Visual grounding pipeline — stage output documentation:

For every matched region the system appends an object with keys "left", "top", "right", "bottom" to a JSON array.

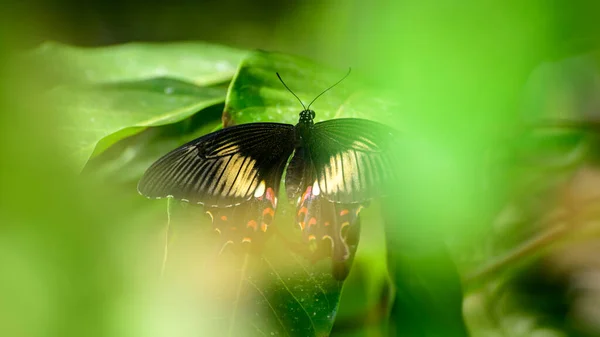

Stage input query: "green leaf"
[
  {"left": 26, "top": 41, "right": 247, "bottom": 86},
  {"left": 382, "top": 199, "right": 469, "bottom": 337},
  {"left": 46, "top": 78, "right": 227, "bottom": 171},
  {"left": 160, "top": 202, "right": 343, "bottom": 337},
  {"left": 224, "top": 51, "right": 399, "bottom": 125},
  {"left": 232, "top": 242, "right": 342, "bottom": 337},
  {"left": 84, "top": 104, "right": 224, "bottom": 186}
]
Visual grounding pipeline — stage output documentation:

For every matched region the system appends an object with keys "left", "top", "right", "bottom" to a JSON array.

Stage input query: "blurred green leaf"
[
  {"left": 46, "top": 78, "right": 227, "bottom": 170},
  {"left": 26, "top": 41, "right": 247, "bottom": 86},
  {"left": 84, "top": 104, "right": 224, "bottom": 186},
  {"left": 156, "top": 201, "right": 343, "bottom": 337},
  {"left": 230, "top": 242, "right": 342, "bottom": 337},
  {"left": 224, "top": 50, "right": 399, "bottom": 126},
  {"left": 517, "top": 127, "right": 589, "bottom": 169}
]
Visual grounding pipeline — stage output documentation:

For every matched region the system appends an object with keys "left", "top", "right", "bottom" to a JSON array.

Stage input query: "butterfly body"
[{"left": 138, "top": 75, "right": 399, "bottom": 280}]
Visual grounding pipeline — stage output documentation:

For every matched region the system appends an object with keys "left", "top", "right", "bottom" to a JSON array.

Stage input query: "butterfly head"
[
  {"left": 276, "top": 68, "right": 351, "bottom": 126},
  {"left": 299, "top": 109, "right": 316, "bottom": 125}
]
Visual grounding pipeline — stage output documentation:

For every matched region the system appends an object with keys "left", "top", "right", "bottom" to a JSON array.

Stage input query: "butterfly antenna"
[
  {"left": 277, "top": 72, "right": 307, "bottom": 110},
  {"left": 307, "top": 67, "right": 351, "bottom": 110}
]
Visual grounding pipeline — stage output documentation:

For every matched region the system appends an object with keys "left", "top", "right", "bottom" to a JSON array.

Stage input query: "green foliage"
[
  {"left": 37, "top": 44, "right": 402, "bottom": 337},
  {"left": 28, "top": 42, "right": 246, "bottom": 171},
  {"left": 224, "top": 50, "right": 398, "bottom": 126},
  {"left": 47, "top": 79, "right": 227, "bottom": 170},
  {"left": 9, "top": 38, "right": 599, "bottom": 337},
  {"left": 3, "top": 1, "right": 600, "bottom": 337},
  {"left": 26, "top": 41, "right": 246, "bottom": 86}
]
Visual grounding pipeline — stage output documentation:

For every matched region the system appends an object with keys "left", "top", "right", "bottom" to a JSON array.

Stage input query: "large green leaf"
[
  {"left": 223, "top": 50, "right": 398, "bottom": 126},
  {"left": 29, "top": 41, "right": 248, "bottom": 171},
  {"left": 26, "top": 41, "right": 247, "bottom": 86},
  {"left": 46, "top": 78, "right": 227, "bottom": 171},
  {"left": 152, "top": 200, "right": 342, "bottom": 337}
]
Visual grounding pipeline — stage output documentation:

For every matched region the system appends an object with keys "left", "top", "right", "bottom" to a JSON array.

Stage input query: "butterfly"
[{"left": 138, "top": 69, "right": 399, "bottom": 280}]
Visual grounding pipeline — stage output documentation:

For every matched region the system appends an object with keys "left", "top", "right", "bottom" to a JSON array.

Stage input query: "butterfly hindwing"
[
  {"left": 206, "top": 181, "right": 279, "bottom": 253},
  {"left": 304, "top": 118, "right": 400, "bottom": 203},
  {"left": 138, "top": 123, "right": 296, "bottom": 207},
  {"left": 286, "top": 148, "right": 364, "bottom": 280}
]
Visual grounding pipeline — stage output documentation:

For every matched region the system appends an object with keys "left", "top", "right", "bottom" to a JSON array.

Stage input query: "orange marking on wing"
[
  {"left": 265, "top": 187, "right": 276, "bottom": 207},
  {"left": 298, "top": 222, "right": 305, "bottom": 231},
  {"left": 242, "top": 237, "right": 252, "bottom": 243},
  {"left": 261, "top": 223, "right": 268, "bottom": 232},
  {"left": 339, "top": 209, "right": 349, "bottom": 216},
  {"left": 262, "top": 207, "right": 275, "bottom": 217},
  {"left": 230, "top": 226, "right": 237, "bottom": 231},
  {"left": 308, "top": 234, "right": 316, "bottom": 241},
  {"left": 300, "top": 186, "right": 312, "bottom": 204},
  {"left": 220, "top": 215, "right": 228, "bottom": 221},
  {"left": 297, "top": 207, "right": 308, "bottom": 216},
  {"left": 324, "top": 221, "right": 330, "bottom": 227},
  {"left": 308, "top": 217, "right": 317, "bottom": 228},
  {"left": 247, "top": 220, "right": 258, "bottom": 230}
]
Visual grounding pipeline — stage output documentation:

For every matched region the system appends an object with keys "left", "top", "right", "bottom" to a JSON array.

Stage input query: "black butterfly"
[{"left": 138, "top": 70, "right": 399, "bottom": 280}]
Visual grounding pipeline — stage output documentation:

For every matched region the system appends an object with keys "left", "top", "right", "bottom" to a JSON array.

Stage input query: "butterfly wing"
[
  {"left": 138, "top": 123, "right": 296, "bottom": 207},
  {"left": 285, "top": 147, "right": 364, "bottom": 280},
  {"left": 205, "top": 182, "right": 279, "bottom": 253},
  {"left": 305, "top": 118, "right": 400, "bottom": 203}
]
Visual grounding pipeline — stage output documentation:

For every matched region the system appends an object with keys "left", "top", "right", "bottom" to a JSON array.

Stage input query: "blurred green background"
[{"left": 2, "top": 0, "right": 600, "bottom": 336}]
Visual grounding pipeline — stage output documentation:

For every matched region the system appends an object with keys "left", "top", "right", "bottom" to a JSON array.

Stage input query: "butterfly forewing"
[
  {"left": 138, "top": 123, "right": 296, "bottom": 207},
  {"left": 305, "top": 118, "right": 400, "bottom": 203}
]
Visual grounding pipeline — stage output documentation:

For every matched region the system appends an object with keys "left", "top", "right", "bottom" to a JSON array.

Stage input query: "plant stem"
[{"left": 464, "top": 208, "right": 572, "bottom": 290}]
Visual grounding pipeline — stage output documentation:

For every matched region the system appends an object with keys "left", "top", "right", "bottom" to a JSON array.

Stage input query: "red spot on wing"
[
  {"left": 220, "top": 215, "right": 228, "bottom": 221},
  {"left": 297, "top": 207, "right": 308, "bottom": 217},
  {"left": 339, "top": 209, "right": 349, "bottom": 216},
  {"left": 265, "top": 187, "right": 277, "bottom": 207},
  {"left": 262, "top": 207, "right": 275, "bottom": 217},
  {"left": 308, "top": 217, "right": 317, "bottom": 228},
  {"left": 300, "top": 186, "right": 312, "bottom": 204},
  {"left": 247, "top": 220, "right": 257, "bottom": 230}
]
